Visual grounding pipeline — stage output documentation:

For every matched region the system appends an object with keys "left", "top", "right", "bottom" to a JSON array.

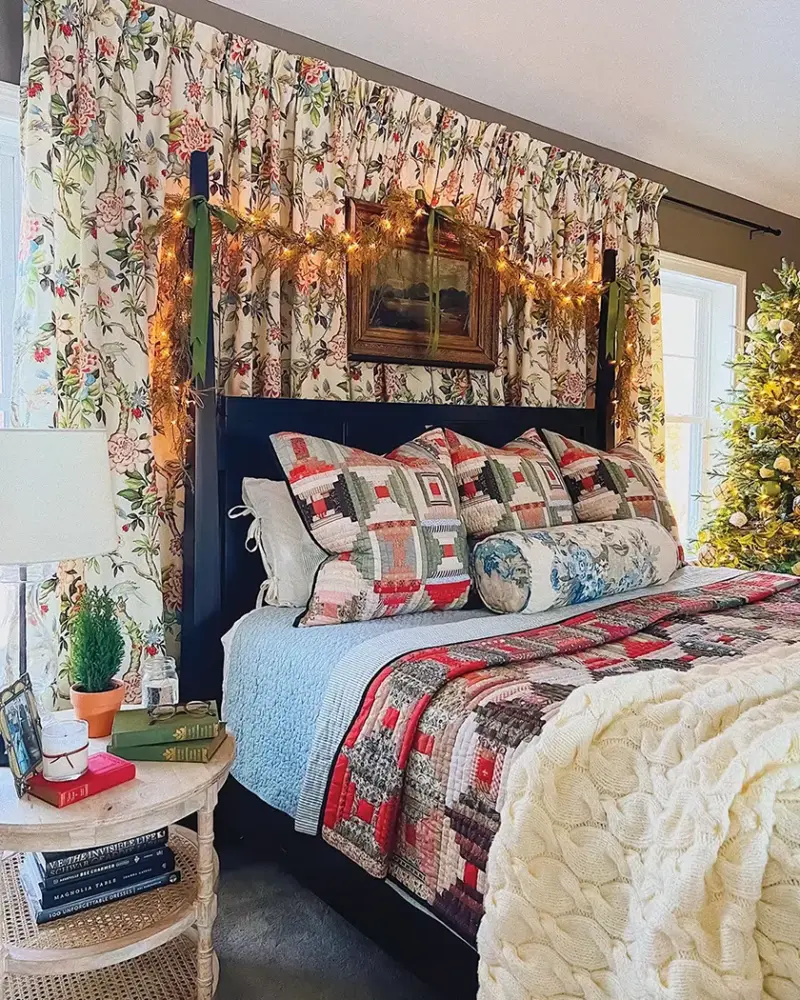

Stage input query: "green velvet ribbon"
[
  {"left": 605, "top": 280, "right": 627, "bottom": 363},
  {"left": 183, "top": 196, "right": 239, "bottom": 382},
  {"left": 416, "top": 190, "right": 458, "bottom": 357}
]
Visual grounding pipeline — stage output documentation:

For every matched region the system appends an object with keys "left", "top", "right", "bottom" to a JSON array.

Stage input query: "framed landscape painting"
[{"left": 346, "top": 200, "right": 501, "bottom": 369}]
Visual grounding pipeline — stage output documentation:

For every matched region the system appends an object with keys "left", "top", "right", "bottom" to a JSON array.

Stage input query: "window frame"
[
  {"left": 0, "top": 80, "right": 20, "bottom": 428},
  {"left": 659, "top": 251, "right": 746, "bottom": 550}
]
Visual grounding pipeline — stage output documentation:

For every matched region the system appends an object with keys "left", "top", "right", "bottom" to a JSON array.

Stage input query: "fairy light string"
[{"left": 147, "top": 189, "right": 635, "bottom": 461}]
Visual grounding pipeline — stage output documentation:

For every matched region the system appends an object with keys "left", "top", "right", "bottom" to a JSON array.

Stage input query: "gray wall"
[
  {"left": 0, "top": 1, "right": 22, "bottom": 91},
  {"left": 2, "top": 0, "right": 798, "bottom": 301}
]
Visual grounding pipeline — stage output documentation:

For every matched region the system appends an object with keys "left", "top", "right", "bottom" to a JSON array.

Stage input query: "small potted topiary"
[{"left": 68, "top": 587, "right": 126, "bottom": 738}]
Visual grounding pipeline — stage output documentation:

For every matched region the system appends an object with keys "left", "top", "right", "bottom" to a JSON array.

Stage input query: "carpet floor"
[{"left": 214, "top": 853, "right": 439, "bottom": 1000}]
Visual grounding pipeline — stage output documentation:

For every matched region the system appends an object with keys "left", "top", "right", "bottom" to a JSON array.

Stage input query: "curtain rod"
[{"left": 663, "top": 195, "right": 781, "bottom": 238}]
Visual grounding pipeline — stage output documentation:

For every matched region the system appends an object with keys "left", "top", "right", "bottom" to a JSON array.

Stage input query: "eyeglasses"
[{"left": 148, "top": 700, "right": 214, "bottom": 723}]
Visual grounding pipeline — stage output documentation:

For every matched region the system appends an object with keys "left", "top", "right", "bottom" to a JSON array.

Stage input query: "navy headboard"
[
  {"left": 179, "top": 151, "right": 618, "bottom": 700},
  {"left": 180, "top": 395, "right": 610, "bottom": 700}
]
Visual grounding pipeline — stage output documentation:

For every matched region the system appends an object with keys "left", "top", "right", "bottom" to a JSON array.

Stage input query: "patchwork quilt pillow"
[
  {"left": 542, "top": 431, "right": 682, "bottom": 551},
  {"left": 270, "top": 428, "right": 470, "bottom": 626},
  {"left": 473, "top": 519, "right": 679, "bottom": 615},
  {"left": 444, "top": 428, "right": 576, "bottom": 540}
]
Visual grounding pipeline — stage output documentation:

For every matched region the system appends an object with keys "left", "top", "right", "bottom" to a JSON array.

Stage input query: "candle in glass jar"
[{"left": 41, "top": 719, "right": 89, "bottom": 782}]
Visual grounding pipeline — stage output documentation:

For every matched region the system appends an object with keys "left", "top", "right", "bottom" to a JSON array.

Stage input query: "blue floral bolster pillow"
[{"left": 472, "top": 520, "right": 679, "bottom": 615}]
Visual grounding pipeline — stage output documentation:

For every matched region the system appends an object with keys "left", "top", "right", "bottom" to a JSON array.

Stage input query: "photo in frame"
[
  {"left": 346, "top": 199, "right": 501, "bottom": 369},
  {"left": 0, "top": 673, "right": 43, "bottom": 796}
]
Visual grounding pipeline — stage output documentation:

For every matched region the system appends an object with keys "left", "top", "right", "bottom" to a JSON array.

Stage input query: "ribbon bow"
[
  {"left": 183, "top": 195, "right": 239, "bottom": 381},
  {"left": 42, "top": 742, "right": 89, "bottom": 768},
  {"left": 414, "top": 190, "right": 459, "bottom": 357}
]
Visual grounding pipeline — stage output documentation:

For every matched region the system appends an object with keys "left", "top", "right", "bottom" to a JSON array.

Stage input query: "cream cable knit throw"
[{"left": 478, "top": 643, "right": 800, "bottom": 1000}]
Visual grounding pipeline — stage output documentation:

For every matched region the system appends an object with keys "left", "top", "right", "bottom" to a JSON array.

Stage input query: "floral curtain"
[
  {"left": 214, "top": 54, "right": 665, "bottom": 441},
  {"left": 15, "top": 0, "right": 665, "bottom": 700}
]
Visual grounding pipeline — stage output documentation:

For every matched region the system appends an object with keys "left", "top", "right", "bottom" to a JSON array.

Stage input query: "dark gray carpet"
[{"left": 214, "top": 855, "right": 438, "bottom": 999}]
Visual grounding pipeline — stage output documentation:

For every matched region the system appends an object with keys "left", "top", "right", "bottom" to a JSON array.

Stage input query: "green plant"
[{"left": 69, "top": 587, "right": 125, "bottom": 693}]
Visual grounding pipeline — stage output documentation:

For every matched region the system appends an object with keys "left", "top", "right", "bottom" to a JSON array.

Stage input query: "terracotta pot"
[{"left": 70, "top": 680, "right": 125, "bottom": 739}]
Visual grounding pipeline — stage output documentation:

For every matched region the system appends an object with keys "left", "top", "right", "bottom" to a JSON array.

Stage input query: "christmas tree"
[{"left": 698, "top": 261, "right": 800, "bottom": 574}]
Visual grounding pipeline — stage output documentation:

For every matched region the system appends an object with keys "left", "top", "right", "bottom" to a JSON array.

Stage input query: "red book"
[{"left": 28, "top": 753, "right": 136, "bottom": 808}]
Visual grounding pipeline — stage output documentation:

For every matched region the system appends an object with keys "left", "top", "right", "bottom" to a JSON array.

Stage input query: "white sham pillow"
[{"left": 229, "top": 478, "right": 325, "bottom": 608}]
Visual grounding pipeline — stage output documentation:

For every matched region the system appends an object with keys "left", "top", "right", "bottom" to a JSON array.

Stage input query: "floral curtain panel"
[
  {"left": 216, "top": 56, "right": 665, "bottom": 431},
  {"left": 15, "top": 0, "right": 665, "bottom": 699}
]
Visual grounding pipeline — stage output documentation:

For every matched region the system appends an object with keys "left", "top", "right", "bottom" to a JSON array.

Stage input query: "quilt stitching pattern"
[
  {"left": 445, "top": 428, "right": 576, "bottom": 539},
  {"left": 542, "top": 431, "right": 682, "bottom": 552},
  {"left": 321, "top": 573, "right": 800, "bottom": 940},
  {"left": 271, "top": 429, "right": 470, "bottom": 625}
]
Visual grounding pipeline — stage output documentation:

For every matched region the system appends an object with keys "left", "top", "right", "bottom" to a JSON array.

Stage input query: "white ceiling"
[{"left": 211, "top": 0, "right": 800, "bottom": 218}]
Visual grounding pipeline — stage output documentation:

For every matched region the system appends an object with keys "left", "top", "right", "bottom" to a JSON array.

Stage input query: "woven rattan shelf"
[
  {"left": 2, "top": 933, "right": 218, "bottom": 1000},
  {"left": 1, "top": 826, "right": 215, "bottom": 974},
  {"left": 0, "top": 713, "right": 234, "bottom": 1000}
]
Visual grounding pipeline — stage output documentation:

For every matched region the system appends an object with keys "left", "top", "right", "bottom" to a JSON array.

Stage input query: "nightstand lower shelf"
[
  {"left": 1, "top": 826, "right": 214, "bottom": 975},
  {"left": 3, "top": 933, "right": 218, "bottom": 1000}
]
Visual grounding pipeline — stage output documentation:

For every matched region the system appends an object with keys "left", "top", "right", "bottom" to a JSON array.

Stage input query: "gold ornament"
[
  {"left": 792, "top": 562, "right": 800, "bottom": 576},
  {"left": 774, "top": 455, "right": 792, "bottom": 473},
  {"left": 759, "top": 465, "right": 776, "bottom": 478},
  {"left": 761, "top": 480, "right": 781, "bottom": 497}
]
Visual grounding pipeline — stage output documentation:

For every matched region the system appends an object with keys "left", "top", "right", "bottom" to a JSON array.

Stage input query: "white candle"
[{"left": 41, "top": 719, "right": 89, "bottom": 782}]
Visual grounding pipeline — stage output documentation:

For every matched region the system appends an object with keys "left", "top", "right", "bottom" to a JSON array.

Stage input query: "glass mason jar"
[{"left": 141, "top": 652, "right": 179, "bottom": 709}]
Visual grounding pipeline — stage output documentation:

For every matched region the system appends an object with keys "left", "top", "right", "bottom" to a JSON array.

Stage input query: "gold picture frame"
[
  {"left": 346, "top": 199, "right": 501, "bottom": 369},
  {"left": 0, "top": 673, "right": 43, "bottom": 797}
]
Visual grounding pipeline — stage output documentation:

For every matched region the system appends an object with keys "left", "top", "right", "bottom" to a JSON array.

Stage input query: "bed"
[
  {"left": 177, "top": 389, "right": 800, "bottom": 999},
  {"left": 182, "top": 394, "right": 616, "bottom": 995}
]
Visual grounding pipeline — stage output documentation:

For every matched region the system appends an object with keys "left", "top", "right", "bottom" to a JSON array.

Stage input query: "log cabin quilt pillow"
[
  {"left": 444, "top": 427, "right": 577, "bottom": 540},
  {"left": 541, "top": 430, "right": 683, "bottom": 556},
  {"left": 270, "top": 429, "right": 470, "bottom": 626}
]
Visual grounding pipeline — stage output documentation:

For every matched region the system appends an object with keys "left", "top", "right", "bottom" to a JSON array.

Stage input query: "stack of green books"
[{"left": 109, "top": 703, "right": 226, "bottom": 762}]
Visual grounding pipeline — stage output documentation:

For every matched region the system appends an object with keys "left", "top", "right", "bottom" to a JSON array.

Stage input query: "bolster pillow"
[{"left": 472, "top": 519, "right": 679, "bottom": 615}]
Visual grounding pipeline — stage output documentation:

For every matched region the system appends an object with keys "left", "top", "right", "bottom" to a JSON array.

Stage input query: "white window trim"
[
  {"left": 0, "top": 81, "right": 18, "bottom": 122},
  {"left": 0, "top": 80, "right": 20, "bottom": 428},
  {"left": 660, "top": 251, "right": 747, "bottom": 350},
  {"left": 659, "top": 251, "right": 746, "bottom": 551}
]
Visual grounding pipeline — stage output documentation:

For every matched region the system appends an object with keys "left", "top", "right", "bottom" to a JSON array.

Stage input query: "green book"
[
  {"left": 110, "top": 727, "right": 227, "bottom": 763},
  {"left": 110, "top": 703, "right": 220, "bottom": 748}
]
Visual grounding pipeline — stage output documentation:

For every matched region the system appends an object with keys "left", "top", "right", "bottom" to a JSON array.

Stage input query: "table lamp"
[{"left": 0, "top": 428, "right": 118, "bottom": 692}]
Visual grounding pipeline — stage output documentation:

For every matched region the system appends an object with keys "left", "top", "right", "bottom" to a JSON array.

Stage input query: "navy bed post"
[
  {"left": 596, "top": 248, "right": 618, "bottom": 448},
  {"left": 180, "top": 150, "right": 222, "bottom": 700}
]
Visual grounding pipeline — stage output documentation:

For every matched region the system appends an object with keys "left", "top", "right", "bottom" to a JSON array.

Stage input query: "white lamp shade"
[{"left": 0, "top": 429, "right": 118, "bottom": 565}]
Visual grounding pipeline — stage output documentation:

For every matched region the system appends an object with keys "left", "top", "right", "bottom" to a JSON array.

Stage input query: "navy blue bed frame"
[
  {"left": 180, "top": 151, "right": 617, "bottom": 700},
  {"left": 178, "top": 151, "right": 617, "bottom": 998}
]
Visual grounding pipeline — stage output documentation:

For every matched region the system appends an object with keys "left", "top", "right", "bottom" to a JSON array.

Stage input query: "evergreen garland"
[
  {"left": 68, "top": 587, "right": 125, "bottom": 693},
  {"left": 698, "top": 261, "right": 800, "bottom": 574}
]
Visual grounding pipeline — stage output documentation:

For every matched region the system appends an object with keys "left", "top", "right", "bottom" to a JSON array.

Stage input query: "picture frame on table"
[
  {"left": 346, "top": 199, "right": 501, "bottom": 370},
  {"left": 0, "top": 673, "right": 43, "bottom": 796}
]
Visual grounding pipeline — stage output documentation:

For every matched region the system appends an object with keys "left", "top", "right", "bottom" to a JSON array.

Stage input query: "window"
[
  {"left": 660, "top": 252, "right": 745, "bottom": 554},
  {"left": 0, "top": 82, "right": 20, "bottom": 428}
]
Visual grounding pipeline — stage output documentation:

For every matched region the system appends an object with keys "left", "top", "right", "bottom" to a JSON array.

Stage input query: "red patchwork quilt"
[{"left": 321, "top": 572, "right": 800, "bottom": 942}]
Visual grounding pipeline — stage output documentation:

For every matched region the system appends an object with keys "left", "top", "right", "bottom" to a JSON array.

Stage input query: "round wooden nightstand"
[{"left": 0, "top": 718, "right": 234, "bottom": 1000}]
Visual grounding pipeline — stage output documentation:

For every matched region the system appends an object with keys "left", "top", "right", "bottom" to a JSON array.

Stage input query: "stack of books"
[
  {"left": 20, "top": 828, "right": 180, "bottom": 924},
  {"left": 109, "top": 702, "right": 226, "bottom": 762}
]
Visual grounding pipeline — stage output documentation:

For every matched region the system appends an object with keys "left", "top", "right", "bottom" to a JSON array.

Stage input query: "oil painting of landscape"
[
  {"left": 368, "top": 249, "right": 472, "bottom": 337},
  {"left": 346, "top": 198, "right": 500, "bottom": 369}
]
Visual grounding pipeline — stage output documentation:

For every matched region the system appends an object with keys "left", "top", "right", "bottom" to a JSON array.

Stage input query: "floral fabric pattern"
[
  {"left": 445, "top": 427, "right": 576, "bottom": 539},
  {"left": 15, "top": 0, "right": 666, "bottom": 690},
  {"left": 472, "top": 519, "right": 679, "bottom": 615},
  {"left": 270, "top": 429, "right": 470, "bottom": 625}
]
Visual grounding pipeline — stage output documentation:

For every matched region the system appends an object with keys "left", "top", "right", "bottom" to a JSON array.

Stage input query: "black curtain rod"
[{"left": 663, "top": 194, "right": 781, "bottom": 237}]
